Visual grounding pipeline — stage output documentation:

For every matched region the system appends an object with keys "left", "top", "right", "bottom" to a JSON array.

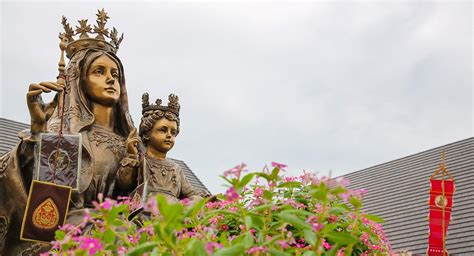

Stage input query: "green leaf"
[
  {"left": 103, "top": 228, "right": 115, "bottom": 244},
  {"left": 255, "top": 172, "right": 272, "bottom": 182},
  {"left": 303, "top": 229, "right": 317, "bottom": 246},
  {"left": 328, "top": 207, "right": 346, "bottom": 215},
  {"left": 277, "top": 213, "right": 312, "bottom": 230},
  {"left": 187, "top": 198, "right": 206, "bottom": 218},
  {"left": 270, "top": 167, "right": 280, "bottom": 179},
  {"left": 150, "top": 247, "right": 160, "bottom": 256},
  {"left": 250, "top": 214, "right": 265, "bottom": 229},
  {"left": 126, "top": 241, "right": 158, "bottom": 256},
  {"left": 213, "top": 244, "right": 245, "bottom": 256},
  {"left": 219, "top": 175, "right": 233, "bottom": 185},
  {"left": 54, "top": 230, "right": 65, "bottom": 240},
  {"left": 330, "top": 186, "right": 347, "bottom": 195},
  {"left": 261, "top": 234, "right": 282, "bottom": 246},
  {"left": 111, "top": 219, "right": 124, "bottom": 226},
  {"left": 326, "top": 232, "right": 358, "bottom": 245},
  {"left": 239, "top": 173, "right": 255, "bottom": 190},
  {"left": 349, "top": 197, "right": 362, "bottom": 209},
  {"left": 250, "top": 204, "right": 272, "bottom": 213},
  {"left": 185, "top": 239, "right": 207, "bottom": 256},
  {"left": 107, "top": 204, "right": 127, "bottom": 223},
  {"left": 277, "top": 181, "right": 302, "bottom": 188},
  {"left": 310, "top": 188, "right": 327, "bottom": 202},
  {"left": 364, "top": 214, "right": 385, "bottom": 223},
  {"left": 242, "top": 233, "right": 254, "bottom": 248},
  {"left": 263, "top": 190, "right": 273, "bottom": 201},
  {"left": 303, "top": 251, "right": 317, "bottom": 256},
  {"left": 267, "top": 249, "right": 291, "bottom": 256},
  {"left": 322, "top": 223, "right": 337, "bottom": 234},
  {"left": 280, "top": 209, "right": 312, "bottom": 216},
  {"left": 244, "top": 215, "right": 253, "bottom": 229}
]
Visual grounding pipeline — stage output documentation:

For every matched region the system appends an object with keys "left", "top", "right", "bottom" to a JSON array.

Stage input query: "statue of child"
[{"left": 117, "top": 93, "right": 209, "bottom": 207}]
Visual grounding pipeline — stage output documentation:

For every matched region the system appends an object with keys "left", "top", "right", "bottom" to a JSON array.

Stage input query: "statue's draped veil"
[{"left": 48, "top": 49, "right": 134, "bottom": 137}]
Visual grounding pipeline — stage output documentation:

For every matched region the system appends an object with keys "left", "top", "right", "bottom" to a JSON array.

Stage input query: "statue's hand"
[
  {"left": 126, "top": 128, "right": 140, "bottom": 155},
  {"left": 26, "top": 82, "right": 63, "bottom": 133}
]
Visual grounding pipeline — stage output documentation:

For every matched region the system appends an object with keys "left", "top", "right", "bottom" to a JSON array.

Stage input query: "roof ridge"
[{"left": 339, "top": 137, "right": 473, "bottom": 178}]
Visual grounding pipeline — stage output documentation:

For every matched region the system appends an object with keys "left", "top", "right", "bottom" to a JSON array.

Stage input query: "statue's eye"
[
  {"left": 112, "top": 72, "right": 119, "bottom": 79},
  {"left": 94, "top": 68, "right": 104, "bottom": 75}
]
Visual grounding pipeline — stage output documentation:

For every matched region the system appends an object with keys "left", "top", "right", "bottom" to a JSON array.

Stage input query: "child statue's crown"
[
  {"left": 142, "top": 93, "right": 180, "bottom": 116},
  {"left": 60, "top": 9, "right": 123, "bottom": 59}
]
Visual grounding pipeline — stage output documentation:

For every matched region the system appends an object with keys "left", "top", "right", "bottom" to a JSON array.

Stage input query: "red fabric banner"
[{"left": 427, "top": 179, "right": 454, "bottom": 256}]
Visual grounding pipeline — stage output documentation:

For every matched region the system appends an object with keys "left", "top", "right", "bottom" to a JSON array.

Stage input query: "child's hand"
[{"left": 126, "top": 128, "right": 140, "bottom": 155}]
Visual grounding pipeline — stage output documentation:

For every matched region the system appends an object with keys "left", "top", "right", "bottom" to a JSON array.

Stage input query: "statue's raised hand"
[
  {"left": 126, "top": 128, "right": 140, "bottom": 156},
  {"left": 26, "top": 82, "right": 63, "bottom": 133}
]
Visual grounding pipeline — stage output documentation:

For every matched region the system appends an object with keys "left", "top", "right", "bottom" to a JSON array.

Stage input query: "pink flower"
[
  {"left": 247, "top": 246, "right": 267, "bottom": 254},
  {"left": 336, "top": 177, "right": 350, "bottom": 187},
  {"left": 322, "top": 239, "right": 332, "bottom": 250},
  {"left": 180, "top": 198, "right": 190, "bottom": 206},
  {"left": 220, "top": 224, "right": 228, "bottom": 231},
  {"left": 59, "top": 223, "right": 82, "bottom": 236},
  {"left": 128, "top": 234, "right": 139, "bottom": 244},
  {"left": 271, "top": 162, "right": 287, "bottom": 169},
  {"left": 277, "top": 240, "right": 289, "bottom": 249},
  {"left": 225, "top": 187, "right": 239, "bottom": 202},
  {"left": 78, "top": 237, "right": 103, "bottom": 254},
  {"left": 312, "top": 223, "right": 324, "bottom": 232},
  {"left": 254, "top": 187, "right": 264, "bottom": 197},
  {"left": 328, "top": 215, "right": 339, "bottom": 223},
  {"left": 223, "top": 163, "right": 247, "bottom": 178},
  {"left": 117, "top": 246, "right": 127, "bottom": 256},
  {"left": 101, "top": 198, "right": 113, "bottom": 210},
  {"left": 144, "top": 197, "right": 159, "bottom": 215},
  {"left": 205, "top": 242, "right": 223, "bottom": 254}
]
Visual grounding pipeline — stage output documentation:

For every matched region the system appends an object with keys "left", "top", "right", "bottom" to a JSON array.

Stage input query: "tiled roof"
[
  {"left": 343, "top": 137, "right": 474, "bottom": 255},
  {"left": 0, "top": 117, "right": 29, "bottom": 155},
  {"left": 0, "top": 117, "right": 210, "bottom": 194}
]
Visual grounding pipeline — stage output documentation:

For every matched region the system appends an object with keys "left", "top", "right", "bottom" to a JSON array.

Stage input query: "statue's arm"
[
  {"left": 116, "top": 154, "right": 140, "bottom": 192},
  {"left": 178, "top": 167, "right": 210, "bottom": 200}
]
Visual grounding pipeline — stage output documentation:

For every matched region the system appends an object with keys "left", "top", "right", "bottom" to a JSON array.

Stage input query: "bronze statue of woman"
[{"left": 0, "top": 10, "right": 138, "bottom": 254}]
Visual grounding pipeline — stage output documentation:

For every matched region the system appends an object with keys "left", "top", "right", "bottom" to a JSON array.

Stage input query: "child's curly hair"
[{"left": 139, "top": 109, "right": 180, "bottom": 146}]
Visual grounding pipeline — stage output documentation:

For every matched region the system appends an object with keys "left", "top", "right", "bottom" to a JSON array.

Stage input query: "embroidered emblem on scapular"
[
  {"left": 47, "top": 149, "right": 71, "bottom": 174},
  {"left": 21, "top": 181, "right": 72, "bottom": 242},
  {"left": 32, "top": 198, "right": 60, "bottom": 229}
]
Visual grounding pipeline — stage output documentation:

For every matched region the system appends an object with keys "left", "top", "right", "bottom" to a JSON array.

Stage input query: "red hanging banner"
[{"left": 427, "top": 154, "right": 454, "bottom": 256}]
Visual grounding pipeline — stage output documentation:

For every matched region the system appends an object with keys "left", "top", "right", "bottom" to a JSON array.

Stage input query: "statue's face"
[
  {"left": 148, "top": 118, "right": 178, "bottom": 153},
  {"left": 84, "top": 54, "right": 121, "bottom": 106}
]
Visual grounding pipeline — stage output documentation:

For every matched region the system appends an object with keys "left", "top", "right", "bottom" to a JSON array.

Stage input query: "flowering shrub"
[{"left": 46, "top": 163, "right": 391, "bottom": 255}]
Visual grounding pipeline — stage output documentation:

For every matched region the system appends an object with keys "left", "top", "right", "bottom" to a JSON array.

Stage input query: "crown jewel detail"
[
  {"left": 60, "top": 9, "right": 123, "bottom": 58},
  {"left": 142, "top": 93, "right": 180, "bottom": 116}
]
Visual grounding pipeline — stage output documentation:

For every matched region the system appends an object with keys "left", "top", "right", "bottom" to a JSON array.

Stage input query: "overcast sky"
[{"left": 1, "top": 1, "right": 472, "bottom": 193}]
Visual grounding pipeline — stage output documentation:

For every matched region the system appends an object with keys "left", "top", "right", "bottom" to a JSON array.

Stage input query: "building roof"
[
  {"left": 343, "top": 137, "right": 474, "bottom": 255},
  {"left": 0, "top": 117, "right": 210, "bottom": 194}
]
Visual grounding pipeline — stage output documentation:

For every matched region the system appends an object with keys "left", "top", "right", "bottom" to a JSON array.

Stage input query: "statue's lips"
[{"left": 105, "top": 87, "right": 117, "bottom": 93}]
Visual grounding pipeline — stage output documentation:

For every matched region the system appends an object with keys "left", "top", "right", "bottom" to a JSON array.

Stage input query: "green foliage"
[{"left": 47, "top": 163, "right": 391, "bottom": 256}]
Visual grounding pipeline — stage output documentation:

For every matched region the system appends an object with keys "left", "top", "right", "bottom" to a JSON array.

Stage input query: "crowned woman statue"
[{"left": 0, "top": 9, "right": 138, "bottom": 254}]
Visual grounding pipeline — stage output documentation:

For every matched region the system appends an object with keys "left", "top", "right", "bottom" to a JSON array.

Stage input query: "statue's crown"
[
  {"left": 60, "top": 9, "right": 123, "bottom": 58},
  {"left": 142, "top": 93, "right": 180, "bottom": 116}
]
